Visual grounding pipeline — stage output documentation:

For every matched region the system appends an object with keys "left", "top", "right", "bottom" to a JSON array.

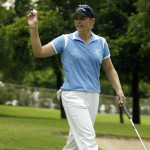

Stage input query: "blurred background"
[{"left": 0, "top": 0, "right": 150, "bottom": 124}]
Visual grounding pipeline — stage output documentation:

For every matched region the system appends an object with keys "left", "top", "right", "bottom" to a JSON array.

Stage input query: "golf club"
[{"left": 121, "top": 103, "right": 147, "bottom": 150}]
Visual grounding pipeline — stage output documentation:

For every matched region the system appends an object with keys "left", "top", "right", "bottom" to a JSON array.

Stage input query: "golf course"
[{"left": 0, "top": 105, "right": 150, "bottom": 150}]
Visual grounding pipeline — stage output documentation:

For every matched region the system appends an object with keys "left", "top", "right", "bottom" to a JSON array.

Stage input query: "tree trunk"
[
  {"left": 56, "top": 71, "right": 66, "bottom": 119},
  {"left": 132, "top": 72, "right": 140, "bottom": 124}
]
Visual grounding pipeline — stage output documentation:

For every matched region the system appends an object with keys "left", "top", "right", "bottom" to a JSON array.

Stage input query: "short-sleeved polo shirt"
[{"left": 50, "top": 31, "right": 110, "bottom": 93}]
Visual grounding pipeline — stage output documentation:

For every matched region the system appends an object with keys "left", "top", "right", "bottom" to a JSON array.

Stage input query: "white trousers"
[{"left": 61, "top": 91, "right": 99, "bottom": 150}]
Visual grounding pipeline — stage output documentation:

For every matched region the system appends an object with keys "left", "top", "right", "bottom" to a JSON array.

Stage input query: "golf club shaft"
[
  {"left": 122, "top": 103, "right": 147, "bottom": 150},
  {"left": 129, "top": 119, "right": 147, "bottom": 150}
]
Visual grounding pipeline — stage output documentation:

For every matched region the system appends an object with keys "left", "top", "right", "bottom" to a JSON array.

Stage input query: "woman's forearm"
[
  {"left": 106, "top": 68, "right": 123, "bottom": 95},
  {"left": 30, "top": 27, "right": 43, "bottom": 57}
]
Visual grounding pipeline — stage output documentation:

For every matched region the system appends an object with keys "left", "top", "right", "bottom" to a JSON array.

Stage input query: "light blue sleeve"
[
  {"left": 50, "top": 35, "right": 65, "bottom": 54},
  {"left": 103, "top": 40, "right": 111, "bottom": 60}
]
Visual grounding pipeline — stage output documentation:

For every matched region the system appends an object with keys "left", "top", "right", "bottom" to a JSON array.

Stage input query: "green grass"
[
  {"left": 0, "top": 105, "right": 150, "bottom": 150},
  {"left": 95, "top": 114, "right": 150, "bottom": 139},
  {"left": 0, "top": 105, "right": 68, "bottom": 150}
]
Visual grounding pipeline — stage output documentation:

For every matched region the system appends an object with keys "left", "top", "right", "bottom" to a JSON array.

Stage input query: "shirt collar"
[{"left": 73, "top": 31, "right": 99, "bottom": 43}]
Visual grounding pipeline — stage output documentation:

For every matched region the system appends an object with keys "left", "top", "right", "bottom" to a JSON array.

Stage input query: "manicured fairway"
[{"left": 0, "top": 105, "right": 149, "bottom": 150}]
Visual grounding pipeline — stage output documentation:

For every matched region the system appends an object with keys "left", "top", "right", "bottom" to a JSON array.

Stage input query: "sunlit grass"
[{"left": 0, "top": 105, "right": 149, "bottom": 150}]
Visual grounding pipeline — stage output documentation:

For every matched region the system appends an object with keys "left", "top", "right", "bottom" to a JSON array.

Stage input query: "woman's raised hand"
[{"left": 27, "top": 9, "right": 38, "bottom": 27}]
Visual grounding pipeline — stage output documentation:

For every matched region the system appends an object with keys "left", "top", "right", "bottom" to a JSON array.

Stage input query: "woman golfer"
[{"left": 27, "top": 5, "right": 126, "bottom": 150}]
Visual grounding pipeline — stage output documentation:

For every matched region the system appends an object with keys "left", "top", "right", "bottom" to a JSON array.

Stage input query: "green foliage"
[
  {"left": 0, "top": 85, "right": 19, "bottom": 104},
  {"left": 14, "top": 0, "right": 33, "bottom": 17},
  {"left": 0, "top": 6, "right": 9, "bottom": 25},
  {"left": 101, "top": 78, "right": 132, "bottom": 97},
  {"left": 127, "top": 0, "right": 150, "bottom": 81},
  {"left": 101, "top": 79, "right": 114, "bottom": 95},
  {"left": 0, "top": 9, "right": 66, "bottom": 85},
  {"left": 1, "top": 17, "right": 32, "bottom": 82},
  {"left": 95, "top": 1, "right": 127, "bottom": 38},
  {"left": 23, "top": 69, "right": 57, "bottom": 88},
  {"left": 139, "top": 80, "right": 150, "bottom": 98},
  {"left": 0, "top": 26, "right": 6, "bottom": 75}
]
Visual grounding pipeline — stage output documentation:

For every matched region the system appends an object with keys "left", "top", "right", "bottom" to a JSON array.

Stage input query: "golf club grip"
[{"left": 122, "top": 103, "right": 131, "bottom": 119}]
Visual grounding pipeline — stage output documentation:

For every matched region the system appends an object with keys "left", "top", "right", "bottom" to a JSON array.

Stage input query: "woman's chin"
[{"left": 77, "top": 28, "right": 83, "bottom": 32}]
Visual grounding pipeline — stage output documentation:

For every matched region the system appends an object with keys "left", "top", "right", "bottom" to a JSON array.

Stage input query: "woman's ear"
[{"left": 91, "top": 18, "right": 95, "bottom": 25}]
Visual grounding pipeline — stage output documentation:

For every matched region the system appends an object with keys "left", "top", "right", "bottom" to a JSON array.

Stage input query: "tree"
[
  {"left": 14, "top": 0, "right": 33, "bottom": 17},
  {"left": 112, "top": 0, "right": 150, "bottom": 124},
  {"left": 0, "top": 0, "right": 69, "bottom": 118},
  {"left": 0, "top": 3, "right": 16, "bottom": 75},
  {"left": 113, "top": 37, "right": 141, "bottom": 123},
  {"left": 92, "top": 0, "right": 137, "bottom": 123},
  {"left": 127, "top": 0, "right": 150, "bottom": 123},
  {"left": 0, "top": 17, "right": 33, "bottom": 83}
]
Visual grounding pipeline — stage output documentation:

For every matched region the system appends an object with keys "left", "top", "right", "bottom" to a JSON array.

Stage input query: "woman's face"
[{"left": 74, "top": 14, "right": 95, "bottom": 33}]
